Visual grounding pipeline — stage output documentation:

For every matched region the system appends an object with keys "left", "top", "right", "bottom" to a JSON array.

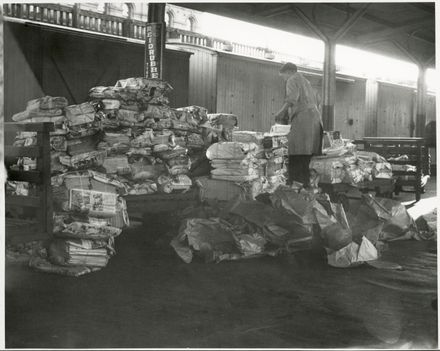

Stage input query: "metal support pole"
[
  {"left": 322, "top": 39, "right": 336, "bottom": 131},
  {"left": 415, "top": 65, "right": 427, "bottom": 137}
]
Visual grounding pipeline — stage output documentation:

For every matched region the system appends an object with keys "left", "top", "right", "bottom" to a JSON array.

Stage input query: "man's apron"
[{"left": 288, "top": 105, "right": 322, "bottom": 155}]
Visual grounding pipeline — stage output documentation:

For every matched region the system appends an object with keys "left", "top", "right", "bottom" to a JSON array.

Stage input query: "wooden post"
[
  {"left": 36, "top": 125, "right": 53, "bottom": 236},
  {"left": 415, "top": 65, "right": 427, "bottom": 137},
  {"left": 322, "top": 39, "right": 336, "bottom": 131}
]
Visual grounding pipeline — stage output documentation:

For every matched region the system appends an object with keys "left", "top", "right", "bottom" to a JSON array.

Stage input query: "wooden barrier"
[
  {"left": 4, "top": 122, "right": 54, "bottom": 243},
  {"left": 355, "top": 137, "right": 429, "bottom": 201}
]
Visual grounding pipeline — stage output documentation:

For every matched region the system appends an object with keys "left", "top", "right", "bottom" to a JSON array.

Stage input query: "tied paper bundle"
[
  {"left": 65, "top": 102, "right": 96, "bottom": 126},
  {"left": 232, "top": 131, "right": 264, "bottom": 145},
  {"left": 69, "top": 188, "right": 119, "bottom": 218},
  {"left": 48, "top": 238, "right": 115, "bottom": 268},
  {"left": 53, "top": 213, "right": 122, "bottom": 240},
  {"left": 206, "top": 142, "right": 261, "bottom": 182},
  {"left": 176, "top": 106, "right": 208, "bottom": 126},
  {"left": 12, "top": 96, "right": 67, "bottom": 122}
]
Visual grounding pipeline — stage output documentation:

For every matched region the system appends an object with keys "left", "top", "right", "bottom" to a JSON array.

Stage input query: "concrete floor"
[{"left": 5, "top": 180, "right": 438, "bottom": 348}]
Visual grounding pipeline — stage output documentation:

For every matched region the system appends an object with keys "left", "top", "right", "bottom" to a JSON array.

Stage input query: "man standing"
[{"left": 274, "top": 62, "right": 323, "bottom": 187}]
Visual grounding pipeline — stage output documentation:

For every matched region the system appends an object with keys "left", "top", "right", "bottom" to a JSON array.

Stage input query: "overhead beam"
[
  {"left": 393, "top": 40, "right": 421, "bottom": 65},
  {"left": 356, "top": 16, "right": 434, "bottom": 42},
  {"left": 334, "top": 3, "right": 370, "bottom": 39},
  {"left": 362, "top": 32, "right": 434, "bottom": 47},
  {"left": 324, "top": 2, "right": 434, "bottom": 46},
  {"left": 325, "top": 3, "right": 395, "bottom": 27},
  {"left": 257, "top": 4, "right": 292, "bottom": 18},
  {"left": 425, "top": 54, "right": 435, "bottom": 67},
  {"left": 291, "top": 6, "right": 328, "bottom": 41}
]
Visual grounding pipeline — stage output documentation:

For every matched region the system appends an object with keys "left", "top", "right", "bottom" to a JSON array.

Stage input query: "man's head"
[{"left": 279, "top": 62, "right": 297, "bottom": 81}]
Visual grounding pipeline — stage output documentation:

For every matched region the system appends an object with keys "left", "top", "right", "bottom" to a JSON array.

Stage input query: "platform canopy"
[{"left": 178, "top": 2, "right": 435, "bottom": 68}]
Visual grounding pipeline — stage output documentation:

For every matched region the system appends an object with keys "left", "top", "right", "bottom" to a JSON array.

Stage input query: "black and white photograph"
[{"left": 1, "top": 0, "right": 438, "bottom": 349}]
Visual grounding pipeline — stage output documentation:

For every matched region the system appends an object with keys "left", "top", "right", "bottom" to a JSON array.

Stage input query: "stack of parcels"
[
  {"left": 197, "top": 128, "right": 288, "bottom": 203},
  {"left": 30, "top": 173, "right": 127, "bottom": 276},
  {"left": 261, "top": 128, "right": 289, "bottom": 181},
  {"left": 10, "top": 96, "right": 71, "bottom": 175},
  {"left": 309, "top": 150, "right": 393, "bottom": 185},
  {"left": 206, "top": 142, "right": 263, "bottom": 182},
  {"left": 12, "top": 96, "right": 67, "bottom": 124},
  {"left": 9, "top": 78, "right": 216, "bottom": 201},
  {"left": 88, "top": 77, "right": 216, "bottom": 195},
  {"left": 171, "top": 187, "right": 420, "bottom": 267}
]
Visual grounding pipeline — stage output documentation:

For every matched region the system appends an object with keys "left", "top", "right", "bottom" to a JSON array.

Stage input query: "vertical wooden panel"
[
  {"left": 377, "top": 83, "right": 414, "bottom": 137},
  {"left": 334, "top": 79, "right": 366, "bottom": 140},
  {"left": 364, "top": 79, "right": 378, "bottom": 137},
  {"left": 216, "top": 54, "right": 284, "bottom": 132},
  {"left": 184, "top": 46, "right": 217, "bottom": 112}
]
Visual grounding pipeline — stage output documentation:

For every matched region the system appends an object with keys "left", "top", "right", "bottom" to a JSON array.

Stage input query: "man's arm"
[
  {"left": 274, "top": 102, "right": 290, "bottom": 123},
  {"left": 274, "top": 77, "right": 299, "bottom": 123}
]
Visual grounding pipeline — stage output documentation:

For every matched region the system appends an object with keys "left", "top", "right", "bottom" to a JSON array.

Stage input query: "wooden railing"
[{"left": 3, "top": 3, "right": 286, "bottom": 61}]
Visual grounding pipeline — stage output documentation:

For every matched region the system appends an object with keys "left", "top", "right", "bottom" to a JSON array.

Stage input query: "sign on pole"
[{"left": 144, "top": 22, "right": 164, "bottom": 79}]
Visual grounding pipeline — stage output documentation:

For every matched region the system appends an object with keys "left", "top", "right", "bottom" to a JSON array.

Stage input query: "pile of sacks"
[
  {"left": 310, "top": 150, "right": 393, "bottom": 186},
  {"left": 171, "top": 185, "right": 421, "bottom": 266}
]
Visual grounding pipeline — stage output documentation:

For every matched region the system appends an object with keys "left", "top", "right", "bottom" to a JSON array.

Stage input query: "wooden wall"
[
  {"left": 377, "top": 82, "right": 415, "bottom": 137},
  {"left": 4, "top": 21, "right": 191, "bottom": 120},
  {"left": 186, "top": 46, "right": 218, "bottom": 113},
  {"left": 334, "top": 79, "right": 366, "bottom": 140},
  {"left": 216, "top": 53, "right": 284, "bottom": 131}
]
